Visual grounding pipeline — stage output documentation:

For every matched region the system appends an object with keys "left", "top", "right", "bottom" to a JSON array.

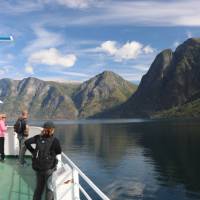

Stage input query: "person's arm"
[
  {"left": 24, "top": 124, "right": 29, "bottom": 137},
  {"left": 53, "top": 138, "right": 62, "bottom": 155},
  {"left": 25, "top": 136, "right": 37, "bottom": 154}
]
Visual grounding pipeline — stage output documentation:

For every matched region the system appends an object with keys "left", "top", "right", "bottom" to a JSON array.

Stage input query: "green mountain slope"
[
  {"left": 154, "top": 99, "right": 200, "bottom": 118},
  {"left": 73, "top": 71, "right": 137, "bottom": 118}
]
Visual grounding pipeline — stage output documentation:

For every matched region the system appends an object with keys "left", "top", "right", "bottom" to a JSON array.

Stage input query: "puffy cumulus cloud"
[
  {"left": 115, "top": 42, "right": 143, "bottom": 61},
  {"left": 25, "top": 48, "right": 77, "bottom": 74},
  {"left": 101, "top": 41, "right": 117, "bottom": 55},
  {"left": 99, "top": 41, "right": 154, "bottom": 62}
]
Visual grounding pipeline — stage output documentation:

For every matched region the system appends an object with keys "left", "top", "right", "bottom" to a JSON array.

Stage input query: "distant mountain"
[
  {"left": 73, "top": 71, "right": 137, "bottom": 118},
  {"left": 106, "top": 38, "right": 200, "bottom": 118},
  {"left": 0, "top": 71, "right": 137, "bottom": 119},
  {"left": 0, "top": 77, "right": 78, "bottom": 119}
]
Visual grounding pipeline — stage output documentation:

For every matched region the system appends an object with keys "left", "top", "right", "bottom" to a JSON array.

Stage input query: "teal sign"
[{"left": 0, "top": 36, "right": 13, "bottom": 41}]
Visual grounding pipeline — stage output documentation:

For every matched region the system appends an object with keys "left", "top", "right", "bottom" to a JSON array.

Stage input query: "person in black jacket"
[
  {"left": 25, "top": 121, "right": 61, "bottom": 200},
  {"left": 14, "top": 110, "right": 29, "bottom": 165}
]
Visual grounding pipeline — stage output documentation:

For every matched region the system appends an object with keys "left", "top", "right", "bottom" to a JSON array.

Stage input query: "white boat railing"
[
  {"left": 61, "top": 153, "right": 110, "bottom": 200},
  {"left": 5, "top": 126, "right": 110, "bottom": 200}
]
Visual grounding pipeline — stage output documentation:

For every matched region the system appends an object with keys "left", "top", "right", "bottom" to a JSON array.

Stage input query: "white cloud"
[
  {"left": 0, "top": 0, "right": 96, "bottom": 14},
  {"left": 23, "top": 26, "right": 64, "bottom": 54},
  {"left": 2, "top": 0, "right": 200, "bottom": 26},
  {"left": 55, "top": 0, "right": 93, "bottom": 9},
  {"left": 143, "top": 45, "right": 154, "bottom": 54},
  {"left": 115, "top": 42, "right": 143, "bottom": 61},
  {"left": 25, "top": 65, "right": 34, "bottom": 74},
  {"left": 26, "top": 48, "right": 77, "bottom": 74},
  {"left": 24, "top": 26, "right": 77, "bottom": 74},
  {"left": 0, "top": 1, "right": 43, "bottom": 14},
  {"left": 98, "top": 41, "right": 154, "bottom": 62},
  {"left": 101, "top": 41, "right": 117, "bottom": 55},
  {"left": 46, "top": 0, "right": 200, "bottom": 27}
]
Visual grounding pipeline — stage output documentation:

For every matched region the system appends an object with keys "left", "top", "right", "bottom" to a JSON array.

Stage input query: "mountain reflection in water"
[{"left": 32, "top": 119, "right": 200, "bottom": 200}]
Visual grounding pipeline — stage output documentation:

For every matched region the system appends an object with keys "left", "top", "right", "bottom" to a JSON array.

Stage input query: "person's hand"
[{"left": 24, "top": 132, "right": 29, "bottom": 137}]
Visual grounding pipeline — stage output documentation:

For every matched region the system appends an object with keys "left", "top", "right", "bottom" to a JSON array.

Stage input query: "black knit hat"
[{"left": 43, "top": 121, "right": 55, "bottom": 129}]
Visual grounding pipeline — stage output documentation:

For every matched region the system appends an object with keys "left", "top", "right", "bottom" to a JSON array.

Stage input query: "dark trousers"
[
  {"left": 0, "top": 137, "right": 5, "bottom": 160},
  {"left": 33, "top": 169, "right": 54, "bottom": 200}
]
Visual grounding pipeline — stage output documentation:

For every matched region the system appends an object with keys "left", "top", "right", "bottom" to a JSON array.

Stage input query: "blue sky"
[{"left": 0, "top": 0, "right": 200, "bottom": 83}]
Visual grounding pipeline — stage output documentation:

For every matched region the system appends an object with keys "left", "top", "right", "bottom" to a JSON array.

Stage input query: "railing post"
[{"left": 73, "top": 169, "right": 80, "bottom": 200}]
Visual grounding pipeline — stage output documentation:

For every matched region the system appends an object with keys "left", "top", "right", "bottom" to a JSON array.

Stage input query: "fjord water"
[{"left": 39, "top": 119, "right": 200, "bottom": 200}]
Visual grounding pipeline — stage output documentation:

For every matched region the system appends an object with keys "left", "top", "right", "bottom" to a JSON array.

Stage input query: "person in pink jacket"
[{"left": 0, "top": 113, "right": 7, "bottom": 161}]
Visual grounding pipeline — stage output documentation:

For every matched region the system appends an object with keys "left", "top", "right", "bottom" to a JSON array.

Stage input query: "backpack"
[
  {"left": 32, "top": 136, "right": 56, "bottom": 171},
  {"left": 14, "top": 119, "right": 25, "bottom": 135}
]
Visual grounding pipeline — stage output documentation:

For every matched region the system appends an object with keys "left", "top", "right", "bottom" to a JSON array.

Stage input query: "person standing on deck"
[
  {"left": 0, "top": 114, "right": 7, "bottom": 161},
  {"left": 14, "top": 110, "right": 29, "bottom": 165},
  {"left": 25, "top": 121, "right": 62, "bottom": 200}
]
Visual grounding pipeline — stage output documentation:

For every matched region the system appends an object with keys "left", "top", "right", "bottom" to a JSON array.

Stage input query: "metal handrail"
[{"left": 62, "top": 153, "right": 110, "bottom": 200}]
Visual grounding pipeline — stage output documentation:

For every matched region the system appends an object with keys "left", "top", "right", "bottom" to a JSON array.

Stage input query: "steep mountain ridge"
[{"left": 113, "top": 38, "right": 200, "bottom": 118}]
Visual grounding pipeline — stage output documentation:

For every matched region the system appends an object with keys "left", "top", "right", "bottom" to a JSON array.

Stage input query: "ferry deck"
[{"left": 0, "top": 126, "right": 110, "bottom": 200}]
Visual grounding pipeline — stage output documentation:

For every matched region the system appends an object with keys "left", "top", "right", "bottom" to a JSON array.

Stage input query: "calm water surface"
[{"left": 33, "top": 119, "right": 200, "bottom": 200}]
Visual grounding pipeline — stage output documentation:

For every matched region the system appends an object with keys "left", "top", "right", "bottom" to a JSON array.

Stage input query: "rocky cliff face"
[
  {"left": 0, "top": 71, "right": 136, "bottom": 119},
  {"left": 118, "top": 38, "right": 200, "bottom": 117}
]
